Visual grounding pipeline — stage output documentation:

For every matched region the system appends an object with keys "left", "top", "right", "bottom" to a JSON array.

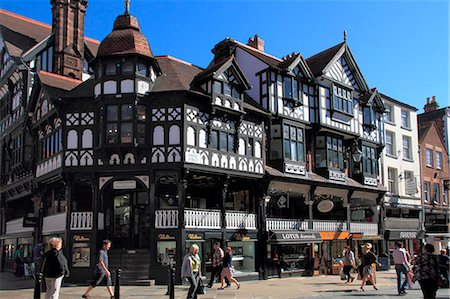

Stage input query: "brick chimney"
[
  {"left": 424, "top": 95, "right": 439, "bottom": 113},
  {"left": 51, "top": 0, "right": 87, "bottom": 80},
  {"left": 247, "top": 34, "right": 264, "bottom": 52}
]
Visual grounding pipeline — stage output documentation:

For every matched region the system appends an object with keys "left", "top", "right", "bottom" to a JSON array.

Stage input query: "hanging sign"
[{"left": 317, "top": 199, "right": 334, "bottom": 213}]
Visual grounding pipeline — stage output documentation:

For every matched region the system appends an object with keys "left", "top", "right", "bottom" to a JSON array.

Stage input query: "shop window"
[
  {"left": 157, "top": 241, "right": 176, "bottom": 264},
  {"left": 72, "top": 239, "right": 90, "bottom": 267},
  {"left": 227, "top": 241, "right": 255, "bottom": 273}
]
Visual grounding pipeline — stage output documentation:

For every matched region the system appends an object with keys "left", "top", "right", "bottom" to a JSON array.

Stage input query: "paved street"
[{"left": 0, "top": 270, "right": 449, "bottom": 298}]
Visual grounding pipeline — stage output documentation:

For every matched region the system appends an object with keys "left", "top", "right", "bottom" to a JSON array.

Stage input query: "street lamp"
[{"left": 352, "top": 145, "right": 362, "bottom": 163}]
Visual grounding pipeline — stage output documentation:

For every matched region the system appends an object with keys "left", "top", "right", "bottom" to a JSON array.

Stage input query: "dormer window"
[
  {"left": 282, "top": 76, "right": 300, "bottom": 102},
  {"left": 213, "top": 69, "right": 242, "bottom": 100},
  {"left": 332, "top": 85, "right": 353, "bottom": 115}
]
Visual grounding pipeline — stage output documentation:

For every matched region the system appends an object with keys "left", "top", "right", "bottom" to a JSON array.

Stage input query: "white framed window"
[
  {"left": 388, "top": 167, "right": 398, "bottom": 194},
  {"left": 434, "top": 183, "right": 440, "bottom": 204},
  {"left": 426, "top": 148, "right": 433, "bottom": 167},
  {"left": 402, "top": 136, "right": 412, "bottom": 160},
  {"left": 443, "top": 185, "right": 447, "bottom": 205},
  {"left": 423, "top": 181, "right": 430, "bottom": 202},
  {"left": 385, "top": 104, "right": 394, "bottom": 123},
  {"left": 401, "top": 110, "right": 410, "bottom": 128},
  {"left": 436, "top": 151, "right": 443, "bottom": 169},
  {"left": 385, "top": 131, "right": 395, "bottom": 156}
]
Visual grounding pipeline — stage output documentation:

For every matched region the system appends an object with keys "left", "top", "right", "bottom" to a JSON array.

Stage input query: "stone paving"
[{"left": 0, "top": 270, "right": 449, "bottom": 298}]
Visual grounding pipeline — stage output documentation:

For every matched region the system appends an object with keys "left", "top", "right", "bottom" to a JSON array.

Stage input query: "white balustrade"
[
  {"left": 350, "top": 222, "right": 378, "bottom": 236},
  {"left": 36, "top": 153, "right": 62, "bottom": 177},
  {"left": 155, "top": 210, "right": 179, "bottom": 228},
  {"left": 225, "top": 211, "right": 257, "bottom": 230},
  {"left": 42, "top": 213, "right": 67, "bottom": 234},
  {"left": 5, "top": 217, "right": 34, "bottom": 235},
  {"left": 266, "top": 218, "right": 309, "bottom": 231},
  {"left": 70, "top": 212, "right": 93, "bottom": 230},
  {"left": 184, "top": 209, "right": 221, "bottom": 229},
  {"left": 313, "top": 220, "right": 348, "bottom": 232}
]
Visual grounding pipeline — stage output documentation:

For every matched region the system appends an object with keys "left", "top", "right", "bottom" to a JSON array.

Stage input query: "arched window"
[
  {"left": 169, "top": 125, "right": 180, "bottom": 145},
  {"left": 186, "top": 127, "right": 196, "bottom": 146},
  {"left": 153, "top": 126, "right": 164, "bottom": 145},
  {"left": 105, "top": 63, "right": 116, "bottom": 76}
]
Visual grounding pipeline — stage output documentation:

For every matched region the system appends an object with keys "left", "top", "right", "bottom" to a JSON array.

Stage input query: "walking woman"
[
  {"left": 359, "top": 243, "right": 378, "bottom": 291},
  {"left": 41, "top": 237, "right": 69, "bottom": 299},
  {"left": 181, "top": 244, "right": 201, "bottom": 299},
  {"left": 413, "top": 243, "right": 439, "bottom": 299},
  {"left": 218, "top": 247, "right": 240, "bottom": 290}
]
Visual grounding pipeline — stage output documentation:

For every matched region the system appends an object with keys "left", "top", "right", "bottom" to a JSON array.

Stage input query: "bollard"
[
  {"left": 114, "top": 268, "right": 121, "bottom": 299},
  {"left": 169, "top": 264, "right": 175, "bottom": 299},
  {"left": 33, "top": 273, "right": 42, "bottom": 299}
]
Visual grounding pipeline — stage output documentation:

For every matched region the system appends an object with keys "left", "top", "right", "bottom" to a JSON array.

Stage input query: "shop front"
[
  {"left": 386, "top": 230, "right": 425, "bottom": 263},
  {"left": 225, "top": 231, "right": 258, "bottom": 279},
  {"left": 68, "top": 233, "right": 93, "bottom": 282},
  {"left": 318, "top": 231, "right": 350, "bottom": 275},
  {"left": 267, "top": 230, "right": 321, "bottom": 278},
  {"left": 1, "top": 236, "right": 34, "bottom": 274}
]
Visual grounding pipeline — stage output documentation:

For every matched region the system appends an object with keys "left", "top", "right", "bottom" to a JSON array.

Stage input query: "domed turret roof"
[{"left": 96, "top": 11, "right": 153, "bottom": 59}]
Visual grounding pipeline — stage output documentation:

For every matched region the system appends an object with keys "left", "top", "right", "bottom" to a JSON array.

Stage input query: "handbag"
[{"left": 196, "top": 277, "right": 206, "bottom": 295}]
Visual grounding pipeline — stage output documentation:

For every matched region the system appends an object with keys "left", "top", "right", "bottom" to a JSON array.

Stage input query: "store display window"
[
  {"left": 72, "top": 242, "right": 90, "bottom": 267},
  {"left": 227, "top": 241, "right": 255, "bottom": 273},
  {"left": 158, "top": 241, "right": 176, "bottom": 264}
]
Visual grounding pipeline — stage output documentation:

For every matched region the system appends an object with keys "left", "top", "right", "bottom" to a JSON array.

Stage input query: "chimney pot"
[
  {"left": 247, "top": 34, "right": 264, "bottom": 52},
  {"left": 432, "top": 95, "right": 436, "bottom": 102},
  {"left": 427, "top": 97, "right": 430, "bottom": 104}
]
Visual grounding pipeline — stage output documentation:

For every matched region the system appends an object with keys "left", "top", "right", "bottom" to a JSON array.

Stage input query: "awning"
[
  {"left": 268, "top": 230, "right": 322, "bottom": 245},
  {"left": 320, "top": 231, "right": 350, "bottom": 240}
]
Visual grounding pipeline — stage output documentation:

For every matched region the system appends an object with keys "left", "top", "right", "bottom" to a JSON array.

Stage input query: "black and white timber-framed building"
[{"left": 0, "top": 1, "right": 395, "bottom": 284}]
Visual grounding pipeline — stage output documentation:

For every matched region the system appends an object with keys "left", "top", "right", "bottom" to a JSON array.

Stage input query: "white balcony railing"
[
  {"left": 70, "top": 212, "right": 105, "bottom": 230},
  {"left": 225, "top": 211, "right": 257, "bottom": 230},
  {"left": 313, "top": 220, "right": 348, "bottom": 232},
  {"left": 185, "top": 209, "right": 221, "bottom": 229},
  {"left": 350, "top": 222, "right": 378, "bottom": 236},
  {"left": 42, "top": 213, "right": 67, "bottom": 234},
  {"left": 266, "top": 218, "right": 309, "bottom": 231},
  {"left": 36, "top": 153, "right": 62, "bottom": 178},
  {"left": 5, "top": 217, "right": 34, "bottom": 235},
  {"left": 155, "top": 210, "right": 179, "bottom": 228}
]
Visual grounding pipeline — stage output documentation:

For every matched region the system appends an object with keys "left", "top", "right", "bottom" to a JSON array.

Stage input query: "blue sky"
[{"left": 1, "top": 0, "right": 448, "bottom": 111}]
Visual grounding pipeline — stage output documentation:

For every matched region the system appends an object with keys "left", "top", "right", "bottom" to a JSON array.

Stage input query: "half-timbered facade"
[{"left": 0, "top": 1, "right": 397, "bottom": 283}]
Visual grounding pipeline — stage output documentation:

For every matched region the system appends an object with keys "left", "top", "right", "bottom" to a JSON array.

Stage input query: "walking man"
[
  {"left": 342, "top": 245, "right": 356, "bottom": 283},
  {"left": 207, "top": 242, "right": 230, "bottom": 288},
  {"left": 82, "top": 240, "right": 114, "bottom": 299},
  {"left": 392, "top": 242, "right": 409, "bottom": 295}
]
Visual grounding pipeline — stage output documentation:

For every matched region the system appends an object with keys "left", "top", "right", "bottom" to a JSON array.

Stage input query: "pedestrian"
[
  {"left": 359, "top": 243, "right": 378, "bottom": 291},
  {"left": 392, "top": 241, "right": 410, "bottom": 295},
  {"left": 342, "top": 245, "right": 356, "bottom": 283},
  {"left": 41, "top": 237, "right": 70, "bottom": 299},
  {"left": 413, "top": 243, "right": 439, "bottom": 299},
  {"left": 218, "top": 247, "right": 240, "bottom": 290},
  {"left": 438, "top": 248, "right": 449, "bottom": 287},
  {"left": 33, "top": 241, "right": 44, "bottom": 276},
  {"left": 207, "top": 241, "right": 230, "bottom": 288},
  {"left": 82, "top": 240, "right": 114, "bottom": 299},
  {"left": 13, "top": 245, "right": 25, "bottom": 277},
  {"left": 181, "top": 244, "right": 201, "bottom": 299}
]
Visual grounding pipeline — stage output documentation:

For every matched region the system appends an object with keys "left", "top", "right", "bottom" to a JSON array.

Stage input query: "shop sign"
[
  {"left": 280, "top": 232, "right": 319, "bottom": 240},
  {"left": 186, "top": 151, "right": 202, "bottom": 164},
  {"left": 317, "top": 200, "right": 334, "bottom": 213},
  {"left": 158, "top": 233, "right": 176, "bottom": 240},
  {"left": 405, "top": 178, "right": 417, "bottom": 196},
  {"left": 187, "top": 233, "right": 203, "bottom": 240},
  {"left": 233, "top": 233, "right": 250, "bottom": 241},
  {"left": 23, "top": 216, "right": 39, "bottom": 227},
  {"left": 113, "top": 180, "right": 136, "bottom": 190},
  {"left": 73, "top": 235, "right": 90, "bottom": 242},
  {"left": 389, "top": 230, "right": 424, "bottom": 240}
]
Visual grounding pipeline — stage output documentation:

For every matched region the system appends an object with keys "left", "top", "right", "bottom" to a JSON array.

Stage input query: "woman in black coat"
[{"left": 41, "top": 237, "right": 69, "bottom": 299}]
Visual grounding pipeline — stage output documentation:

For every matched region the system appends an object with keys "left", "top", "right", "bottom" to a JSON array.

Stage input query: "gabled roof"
[
  {"left": 194, "top": 55, "right": 251, "bottom": 89},
  {"left": 360, "top": 88, "right": 385, "bottom": 110},
  {"left": 0, "top": 9, "right": 99, "bottom": 58},
  {"left": 277, "top": 52, "right": 314, "bottom": 78},
  {"left": 306, "top": 42, "right": 344, "bottom": 77},
  {"left": 152, "top": 55, "right": 203, "bottom": 92},
  {"left": 418, "top": 122, "right": 447, "bottom": 154},
  {"left": 306, "top": 42, "right": 369, "bottom": 91}
]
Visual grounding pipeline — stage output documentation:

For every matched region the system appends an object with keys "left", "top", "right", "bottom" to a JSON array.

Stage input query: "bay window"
[
  {"left": 362, "top": 145, "right": 377, "bottom": 175},
  {"left": 213, "top": 69, "right": 241, "bottom": 100},
  {"left": 106, "top": 104, "right": 134, "bottom": 144},
  {"left": 315, "top": 136, "right": 344, "bottom": 170},
  {"left": 282, "top": 76, "right": 300, "bottom": 102},
  {"left": 283, "top": 124, "right": 304, "bottom": 162},
  {"left": 332, "top": 85, "right": 353, "bottom": 115}
]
